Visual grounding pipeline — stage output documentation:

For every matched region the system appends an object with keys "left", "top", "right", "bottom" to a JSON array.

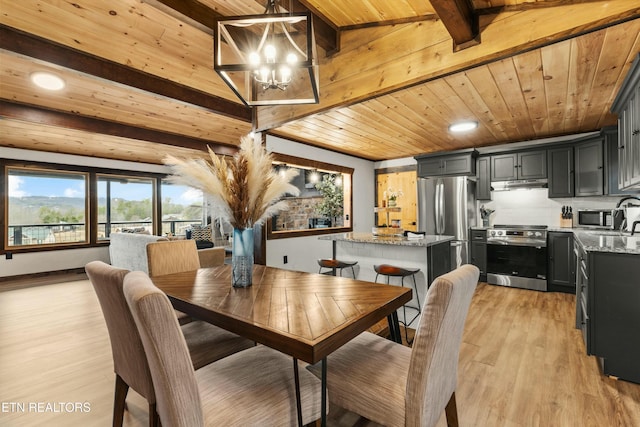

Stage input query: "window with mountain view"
[
  {"left": 7, "top": 168, "right": 88, "bottom": 247},
  {"left": 160, "top": 180, "right": 204, "bottom": 237},
  {"left": 97, "top": 175, "right": 155, "bottom": 239}
]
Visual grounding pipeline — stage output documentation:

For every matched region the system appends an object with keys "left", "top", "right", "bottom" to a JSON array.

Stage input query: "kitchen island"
[
  {"left": 319, "top": 232, "right": 454, "bottom": 327},
  {"left": 573, "top": 229, "right": 640, "bottom": 384}
]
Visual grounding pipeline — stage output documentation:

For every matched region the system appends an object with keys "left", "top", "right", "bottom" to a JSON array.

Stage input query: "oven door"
[{"left": 486, "top": 242, "right": 547, "bottom": 291}]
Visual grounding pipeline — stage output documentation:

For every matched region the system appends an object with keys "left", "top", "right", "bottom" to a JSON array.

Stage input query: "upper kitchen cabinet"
[
  {"left": 490, "top": 150, "right": 547, "bottom": 181},
  {"left": 574, "top": 136, "right": 604, "bottom": 196},
  {"left": 548, "top": 146, "right": 574, "bottom": 198},
  {"left": 611, "top": 53, "right": 640, "bottom": 190},
  {"left": 476, "top": 157, "right": 492, "bottom": 200},
  {"left": 415, "top": 149, "right": 478, "bottom": 177},
  {"left": 603, "top": 126, "right": 638, "bottom": 195}
]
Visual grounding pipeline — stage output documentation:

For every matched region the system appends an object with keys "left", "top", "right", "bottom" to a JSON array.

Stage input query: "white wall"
[
  {"left": 1, "top": 147, "right": 170, "bottom": 278},
  {"left": 265, "top": 135, "right": 375, "bottom": 273}
]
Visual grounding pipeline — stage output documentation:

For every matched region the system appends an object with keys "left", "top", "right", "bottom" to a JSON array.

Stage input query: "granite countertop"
[
  {"left": 319, "top": 232, "right": 455, "bottom": 247},
  {"left": 572, "top": 229, "right": 640, "bottom": 255}
]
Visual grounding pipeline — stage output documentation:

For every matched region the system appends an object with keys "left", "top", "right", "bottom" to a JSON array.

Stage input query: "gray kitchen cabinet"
[
  {"left": 574, "top": 236, "right": 640, "bottom": 383},
  {"left": 547, "top": 232, "right": 575, "bottom": 293},
  {"left": 603, "top": 126, "right": 637, "bottom": 195},
  {"left": 469, "top": 229, "right": 487, "bottom": 282},
  {"left": 611, "top": 53, "right": 640, "bottom": 190},
  {"left": 574, "top": 136, "right": 604, "bottom": 196},
  {"left": 415, "top": 149, "right": 478, "bottom": 177},
  {"left": 547, "top": 146, "right": 574, "bottom": 198},
  {"left": 476, "top": 157, "right": 492, "bottom": 200},
  {"left": 590, "top": 251, "right": 640, "bottom": 383},
  {"left": 490, "top": 150, "right": 547, "bottom": 181},
  {"left": 574, "top": 239, "right": 590, "bottom": 352}
]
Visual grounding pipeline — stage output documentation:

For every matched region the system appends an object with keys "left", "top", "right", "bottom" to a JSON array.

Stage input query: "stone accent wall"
[{"left": 273, "top": 197, "right": 344, "bottom": 230}]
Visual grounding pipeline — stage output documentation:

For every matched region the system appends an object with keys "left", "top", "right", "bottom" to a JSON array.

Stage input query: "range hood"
[{"left": 492, "top": 179, "right": 548, "bottom": 191}]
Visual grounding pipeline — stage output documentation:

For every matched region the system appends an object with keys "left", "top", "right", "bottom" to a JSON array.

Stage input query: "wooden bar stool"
[
  {"left": 318, "top": 259, "right": 358, "bottom": 278},
  {"left": 374, "top": 264, "right": 421, "bottom": 343}
]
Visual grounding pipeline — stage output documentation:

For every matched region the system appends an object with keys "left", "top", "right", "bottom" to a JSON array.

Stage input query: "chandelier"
[{"left": 214, "top": 0, "right": 319, "bottom": 106}]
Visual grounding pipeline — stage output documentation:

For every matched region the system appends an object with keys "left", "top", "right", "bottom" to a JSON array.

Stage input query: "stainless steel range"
[{"left": 486, "top": 224, "right": 548, "bottom": 291}]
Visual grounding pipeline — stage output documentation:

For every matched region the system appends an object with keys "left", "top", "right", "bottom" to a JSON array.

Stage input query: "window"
[
  {"left": 267, "top": 154, "right": 353, "bottom": 239},
  {"left": 7, "top": 167, "right": 88, "bottom": 247},
  {"left": 97, "top": 175, "right": 155, "bottom": 239},
  {"left": 160, "top": 180, "right": 204, "bottom": 237}
]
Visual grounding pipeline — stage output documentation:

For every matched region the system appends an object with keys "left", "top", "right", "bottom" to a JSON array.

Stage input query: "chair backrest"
[
  {"left": 123, "top": 271, "right": 204, "bottom": 427},
  {"left": 85, "top": 261, "right": 155, "bottom": 402},
  {"left": 109, "top": 232, "right": 168, "bottom": 274},
  {"left": 405, "top": 264, "right": 479, "bottom": 427},
  {"left": 146, "top": 239, "right": 201, "bottom": 277}
]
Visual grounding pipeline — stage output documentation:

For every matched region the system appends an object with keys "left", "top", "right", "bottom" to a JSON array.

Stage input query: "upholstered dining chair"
[
  {"left": 85, "top": 261, "right": 254, "bottom": 427},
  {"left": 308, "top": 264, "right": 479, "bottom": 427},
  {"left": 146, "top": 239, "right": 224, "bottom": 324},
  {"left": 146, "top": 239, "right": 225, "bottom": 276},
  {"left": 123, "top": 270, "right": 326, "bottom": 427}
]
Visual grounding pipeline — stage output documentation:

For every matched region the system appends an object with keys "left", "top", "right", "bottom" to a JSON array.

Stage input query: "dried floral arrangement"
[{"left": 164, "top": 136, "right": 299, "bottom": 230}]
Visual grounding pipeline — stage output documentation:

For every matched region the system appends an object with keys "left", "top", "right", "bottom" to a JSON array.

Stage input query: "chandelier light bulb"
[
  {"left": 249, "top": 52, "right": 261, "bottom": 65},
  {"left": 286, "top": 53, "right": 297, "bottom": 64},
  {"left": 260, "top": 67, "right": 270, "bottom": 81},
  {"left": 264, "top": 44, "right": 276, "bottom": 61},
  {"left": 280, "top": 66, "right": 291, "bottom": 82}
]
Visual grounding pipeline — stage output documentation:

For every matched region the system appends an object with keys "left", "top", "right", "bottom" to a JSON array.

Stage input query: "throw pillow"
[{"left": 191, "top": 224, "right": 212, "bottom": 242}]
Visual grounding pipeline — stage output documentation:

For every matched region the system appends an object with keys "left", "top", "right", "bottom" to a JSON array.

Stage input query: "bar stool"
[
  {"left": 374, "top": 264, "right": 421, "bottom": 344},
  {"left": 318, "top": 259, "right": 358, "bottom": 278}
]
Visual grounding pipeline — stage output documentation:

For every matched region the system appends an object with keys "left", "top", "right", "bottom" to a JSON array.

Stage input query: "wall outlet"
[{"left": 283, "top": 255, "right": 288, "bottom": 264}]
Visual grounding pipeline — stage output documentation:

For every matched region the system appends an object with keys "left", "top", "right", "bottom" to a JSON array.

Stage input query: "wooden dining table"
[{"left": 150, "top": 264, "right": 412, "bottom": 427}]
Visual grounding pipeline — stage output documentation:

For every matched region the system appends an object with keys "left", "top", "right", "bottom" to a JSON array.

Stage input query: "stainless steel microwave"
[{"left": 575, "top": 209, "right": 614, "bottom": 229}]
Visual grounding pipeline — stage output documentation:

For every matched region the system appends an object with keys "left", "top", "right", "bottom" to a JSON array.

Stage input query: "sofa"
[{"left": 108, "top": 232, "right": 225, "bottom": 273}]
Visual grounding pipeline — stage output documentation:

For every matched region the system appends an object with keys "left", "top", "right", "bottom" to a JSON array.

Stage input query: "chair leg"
[
  {"left": 113, "top": 374, "right": 129, "bottom": 427},
  {"left": 445, "top": 392, "right": 459, "bottom": 427},
  {"left": 149, "top": 403, "right": 160, "bottom": 427}
]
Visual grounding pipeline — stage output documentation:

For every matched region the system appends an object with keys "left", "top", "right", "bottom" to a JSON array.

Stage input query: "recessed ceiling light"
[
  {"left": 30, "top": 72, "right": 65, "bottom": 91},
  {"left": 449, "top": 121, "right": 478, "bottom": 133}
]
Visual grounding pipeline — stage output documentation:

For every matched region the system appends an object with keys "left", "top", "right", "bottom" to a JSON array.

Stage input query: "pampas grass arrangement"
[{"left": 164, "top": 136, "right": 299, "bottom": 230}]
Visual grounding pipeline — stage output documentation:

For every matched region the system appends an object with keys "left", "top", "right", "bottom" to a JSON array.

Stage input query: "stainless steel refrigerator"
[{"left": 417, "top": 176, "right": 476, "bottom": 270}]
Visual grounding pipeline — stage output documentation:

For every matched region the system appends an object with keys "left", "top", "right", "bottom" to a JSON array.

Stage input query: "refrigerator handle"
[
  {"left": 439, "top": 180, "right": 445, "bottom": 233},
  {"left": 434, "top": 180, "right": 440, "bottom": 234},
  {"left": 435, "top": 179, "right": 444, "bottom": 235}
]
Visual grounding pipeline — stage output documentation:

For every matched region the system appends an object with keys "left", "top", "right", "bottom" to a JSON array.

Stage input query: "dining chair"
[
  {"left": 308, "top": 264, "right": 479, "bottom": 427},
  {"left": 85, "top": 261, "right": 254, "bottom": 427},
  {"left": 146, "top": 239, "right": 223, "bottom": 324},
  {"left": 146, "top": 239, "right": 216, "bottom": 277},
  {"left": 123, "top": 270, "right": 326, "bottom": 427}
]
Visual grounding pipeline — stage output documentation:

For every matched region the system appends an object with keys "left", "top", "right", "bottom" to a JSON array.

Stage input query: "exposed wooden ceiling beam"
[
  {"left": 340, "top": 14, "right": 439, "bottom": 32},
  {"left": 292, "top": 0, "right": 339, "bottom": 54},
  {"left": 429, "top": 0, "right": 479, "bottom": 51},
  {"left": 0, "top": 100, "right": 238, "bottom": 156},
  {"left": 155, "top": 0, "right": 339, "bottom": 54},
  {"left": 0, "top": 24, "right": 252, "bottom": 123}
]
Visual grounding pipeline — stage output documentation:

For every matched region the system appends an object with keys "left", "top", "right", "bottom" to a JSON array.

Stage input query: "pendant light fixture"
[{"left": 214, "top": 0, "right": 319, "bottom": 106}]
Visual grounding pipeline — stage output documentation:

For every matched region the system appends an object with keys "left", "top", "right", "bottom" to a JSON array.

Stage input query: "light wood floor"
[{"left": 1, "top": 277, "right": 638, "bottom": 426}]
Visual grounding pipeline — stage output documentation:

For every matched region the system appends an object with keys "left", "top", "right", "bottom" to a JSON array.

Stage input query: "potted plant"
[
  {"left": 384, "top": 187, "right": 403, "bottom": 207},
  {"left": 314, "top": 174, "right": 343, "bottom": 227}
]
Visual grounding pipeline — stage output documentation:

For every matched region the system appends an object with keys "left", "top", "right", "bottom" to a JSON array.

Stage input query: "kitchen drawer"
[{"left": 470, "top": 230, "right": 487, "bottom": 241}]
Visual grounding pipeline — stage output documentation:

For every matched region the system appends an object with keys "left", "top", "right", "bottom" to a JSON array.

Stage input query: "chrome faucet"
[
  {"left": 615, "top": 195, "right": 640, "bottom": 208},
  {"left": 615, "top": 196, "right": 640, "bottom": 233}
]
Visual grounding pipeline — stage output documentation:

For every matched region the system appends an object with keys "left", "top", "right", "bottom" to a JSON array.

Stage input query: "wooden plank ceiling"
[{"left": 0, "top": 0, "right": 639, "bottom": 164}]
